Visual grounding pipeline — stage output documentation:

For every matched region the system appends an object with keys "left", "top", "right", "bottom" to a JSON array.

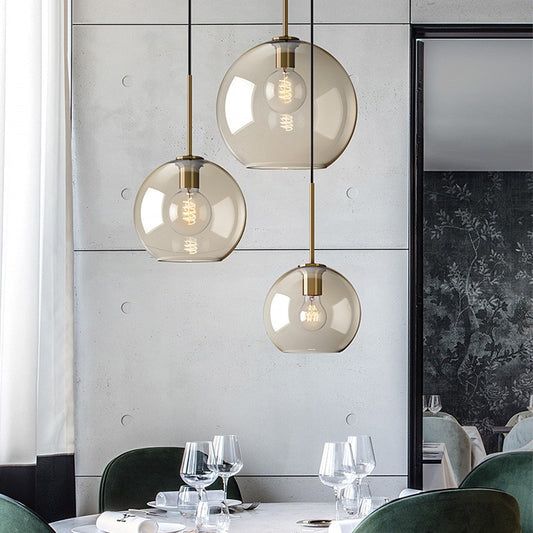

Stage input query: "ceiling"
[{"left": 424, "top": 39, "right": 533, "bottom": 171}]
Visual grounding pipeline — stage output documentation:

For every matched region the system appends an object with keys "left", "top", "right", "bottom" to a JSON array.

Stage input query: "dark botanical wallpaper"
[{"left": 423, "top": 171, "right": 533, "bottom": 451}]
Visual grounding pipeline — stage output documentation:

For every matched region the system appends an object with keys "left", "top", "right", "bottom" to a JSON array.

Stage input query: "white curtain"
[{"left": 0, "top": 0, "right": 73, "bottom": 465}]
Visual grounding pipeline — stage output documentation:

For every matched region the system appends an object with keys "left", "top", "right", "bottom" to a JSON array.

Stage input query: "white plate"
[
  {"left": 72, "top": 523, "right": 185, "bottom": 533},
  {"left": 296, "top": 519, "right": 332, "bottom": 528},
  {"left": 147, "top": 499, "right": 241, "bottom": 512}
]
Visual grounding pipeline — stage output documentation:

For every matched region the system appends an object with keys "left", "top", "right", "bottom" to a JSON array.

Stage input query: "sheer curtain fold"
[{"left": 0, "top": 0, "right": 74, "bottom": 496}]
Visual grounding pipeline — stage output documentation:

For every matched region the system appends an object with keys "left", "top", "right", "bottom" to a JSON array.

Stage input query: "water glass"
[
  {"left": 422, "top": 395, "right": 428, "bottom": 412},
  {"left": 180, "top": 441, "right": 217, "bottom": 531},
  {"left": 177, "top": 486, "right": 197, "bottom": 518},
  {"left": 319, "top": 442, "right": 357, "bottom": 521},
  {"left": 358, "top": 497, "right": 390, "bottom": 517},
  {"left": 342, "top": 480, "right": 371, "bottom": 516},
  {"left": 428, "top": 395, "right": 442, "bottom": 414},
  {"left": 208, "top": 435, "right": 243, "bottom": 518}
]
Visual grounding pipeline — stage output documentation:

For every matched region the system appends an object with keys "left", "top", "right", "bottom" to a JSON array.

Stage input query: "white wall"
[{"left": 72, "top": 0, "right": 530, "bottom": 515}]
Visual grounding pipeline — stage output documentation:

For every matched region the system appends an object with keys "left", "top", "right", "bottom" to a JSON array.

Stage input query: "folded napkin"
[
  {"left": 96, "top": 511, "right": 158, "bottom": 533},
  {"left": 156, "top": 489, "right": 225, "bottom": 507},
  {"left": 398, "top": 488, "right": 422, "bottom": 498},
  {"left": 328, "top": 518, "right": 363, "bottom": 533}
]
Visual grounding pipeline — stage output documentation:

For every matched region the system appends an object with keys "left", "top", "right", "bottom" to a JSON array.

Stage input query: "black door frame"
[{"left": 408, "top": 23, "right": 533, "bottom": 488}]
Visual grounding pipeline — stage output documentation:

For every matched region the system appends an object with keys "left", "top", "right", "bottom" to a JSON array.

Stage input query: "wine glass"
[
  {"left": 528, "top": 394, "right": 533, "bottom": 413},
  {"left": 428, "top": 395, "right": 442, "bottom": 414},
  {"left": 208, "top": 435, "right": 243, "bottom": 519},
  {"left": 180, "top": 441, "right": 217, "bottom": 531},
  {"left": 347, "top": 435, "right": 376, "bottom": 518},
  {"left": 422, "top": 395, "right": 428, "bottom": 413},
  {"left": 319, "top": 442, "right": 356, "bottom": 521}
]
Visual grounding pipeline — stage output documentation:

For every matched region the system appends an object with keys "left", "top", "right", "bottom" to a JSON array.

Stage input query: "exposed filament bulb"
[
  {"left": 278, "top": 73, "right": 293, "bottom": 103},
  {"left": 168, "top": 188, "right": 212, "bottom": 236},
  {"left": 299, "top": 295, "right": 327, "bottom": 331},
  {"left": 265, "top": 68, "right": 306, "bottom": 113},
  {"left": 181, "top": 197, "right": 197, "bottom": 225}
]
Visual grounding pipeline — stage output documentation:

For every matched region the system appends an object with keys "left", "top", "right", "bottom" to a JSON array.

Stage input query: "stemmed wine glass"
[
  {"left": 319, "top": 442, "right": 357, "bottom": 521},
  {"left": 347, "top": 435, "right": 376, "bottom": 518},
  {"left": 208, "top": 435, "right": 243, "bottom": 519},
  {"left": 422, "top": 395, "right": 428, "bottom": 413},
  {"left": 180, "top": 441, "right": 217, "bottom": 532},
  {"left": 428, "top": 395, "right": 442, "bottom": 414}
]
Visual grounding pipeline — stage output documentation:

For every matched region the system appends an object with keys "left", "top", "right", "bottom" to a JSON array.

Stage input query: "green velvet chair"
[
  {"left": 0, "top": 494, "right": 54, "bottom": 533},
  {"left": 503, "top": 418, "right": 533, "bottom": 452},
  {"left": 460, "top": 451, "right": 533, "bottom": 533},
  {"left": 423, "top": 417, "right": 472, "bottom": 483},
  {"left": 99, "top": 446, "right": 242, "bottom": 512},
  {"left": 355, "top": 488, "right": 520, "bottom": 533}
]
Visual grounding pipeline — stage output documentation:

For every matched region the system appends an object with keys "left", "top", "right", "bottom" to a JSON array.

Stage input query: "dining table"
[
  {"left": 422, "top": 442, "right": 457, "bottom": 490},
  {"left": 463, "top": 425, "right": 487, "bottom": 466},
  {"left": 50, "top": 502, "right": 362, "bottom": 533},
  {"left": 492, "top": 425, "right": 512, "bottom": 452}
]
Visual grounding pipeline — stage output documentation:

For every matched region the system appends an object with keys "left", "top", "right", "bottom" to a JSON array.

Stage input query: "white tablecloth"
[
  {"left": 423, "top": 442, "right": 457, "bottom": 490},
  {"left": 463, "top": 426, "right": 487, "bottom": 467},
  {"left": 51, "top": 503, "right": 343, "bottom": 533}
]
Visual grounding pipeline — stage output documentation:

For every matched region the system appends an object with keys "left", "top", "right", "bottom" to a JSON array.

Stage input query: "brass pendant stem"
[
  {"left": 282, "top": 0, "right": 289, "bottom": 38},
  {"left": 309, "top": 182, "right": 315, "bottom": 264},
  {"left": 186, "top": 74, "right": 193, "bottom": 157}
]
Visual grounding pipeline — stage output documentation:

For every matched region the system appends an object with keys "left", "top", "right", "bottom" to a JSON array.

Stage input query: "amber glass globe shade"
[
  {"left": 217, "top": 39, "right": 357, "bottom": 169},
  {"left": 264, "top": 264, "right": 361, "bottom": 353},
  {"left": 134, "top": 158, "right": 246, "bottom": 262}
]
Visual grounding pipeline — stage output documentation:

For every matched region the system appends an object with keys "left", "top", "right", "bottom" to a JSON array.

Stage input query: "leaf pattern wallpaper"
[{"left": 423, "top": 171, "right": 533, "bottom": 451}]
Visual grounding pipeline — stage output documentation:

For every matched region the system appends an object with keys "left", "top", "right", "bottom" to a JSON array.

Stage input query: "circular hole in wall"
[
  {"left": 346, "top": 187, "right": 358, "bottom": 200},
  {"left": 121, "top": 414, "right": 133, "bottom": 426},
  {"left": 345, "top": 412, "right": 356, "bottom": 426}
]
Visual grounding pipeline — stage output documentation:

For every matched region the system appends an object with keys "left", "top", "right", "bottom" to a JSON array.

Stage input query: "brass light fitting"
[{"left": 301, "top": 264, "right": 325, "bottom": 296}]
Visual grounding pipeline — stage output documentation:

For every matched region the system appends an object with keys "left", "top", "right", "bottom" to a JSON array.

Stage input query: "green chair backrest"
[
  {"left": 506, "top": 410, "right": 533, "bottom": 428},
  {"left": 423, "top": 417, "right": 472, "bottom": 483},
  {"left": 99, "top": 446, "right": 242, "bottom": 512},
  {"left": 355, "top": 488, "right": 521, "bottom": 533},
  {"left": 503, "top": 418, "right": 533, "bottom": 452},
  {"left": 460, "top": 451, "right": 533, "bottom": 533},
  {"left": 0, "top": 494, "right": 54, "bottom": 533}
]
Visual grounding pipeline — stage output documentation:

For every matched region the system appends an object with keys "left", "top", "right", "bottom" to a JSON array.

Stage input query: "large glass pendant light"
[
  {"left": 264, "top": 1, "right": 361, "bottom": 353},
  {"left": 216, "top": 0, "right": 357, "bottom": 170},
  {"left": 134, "top": 1, "right": 246, "bottom": 262}
]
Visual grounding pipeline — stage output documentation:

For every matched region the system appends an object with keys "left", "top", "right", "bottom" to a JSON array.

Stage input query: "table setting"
[{"left": 51, "top": 434, "right": 393, "bottom": 533}]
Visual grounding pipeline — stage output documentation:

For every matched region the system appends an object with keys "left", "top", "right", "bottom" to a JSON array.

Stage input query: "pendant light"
[
  {"left": 264, "top": 0, "right": 361, "bottom": 353},
  {"left": 134, "top": 0, "right": 246, "bottom": 262},
  {"left": 216, "top": 0, "right": 357, "bottom": 170}
]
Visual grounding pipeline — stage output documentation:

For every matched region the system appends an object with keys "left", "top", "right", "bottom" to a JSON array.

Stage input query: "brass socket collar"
[
  {"left": 300, "top": 263, "right": 326, "bottom": 297},
  {"left": 272, "top": 37, "right": 300, "bottom": 69}
]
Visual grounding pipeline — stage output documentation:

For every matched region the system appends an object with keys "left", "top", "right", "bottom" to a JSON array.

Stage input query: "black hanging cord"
[
  {"left": 310, "top": 0, "right": 314, "bottom": 184},
  {"left": 187, "top": 0, "right": 192, "bottom": 75}
]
